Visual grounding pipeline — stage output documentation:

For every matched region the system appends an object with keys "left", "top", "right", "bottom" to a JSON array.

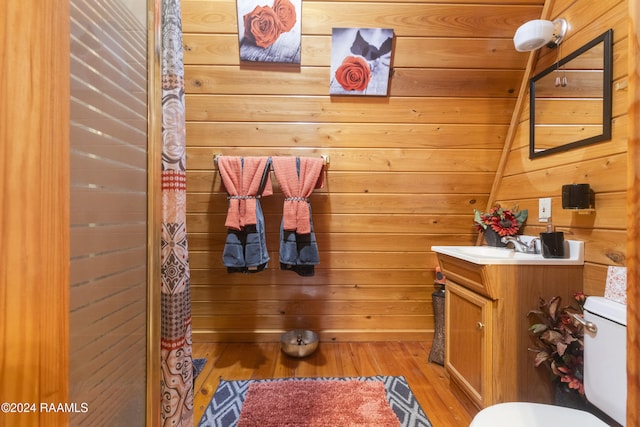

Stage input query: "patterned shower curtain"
[{"left": 160, "top": 0, "right": 194, "bottom": 425}]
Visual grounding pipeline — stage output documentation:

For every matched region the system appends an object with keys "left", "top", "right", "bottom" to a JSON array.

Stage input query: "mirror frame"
[{"left": 529, "top": 29, "right": 613, "bottom": 159}]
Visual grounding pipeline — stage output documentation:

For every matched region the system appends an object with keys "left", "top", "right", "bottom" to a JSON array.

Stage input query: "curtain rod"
[{"left": 213, "top": 154, "right": 330, "bottom": 170}]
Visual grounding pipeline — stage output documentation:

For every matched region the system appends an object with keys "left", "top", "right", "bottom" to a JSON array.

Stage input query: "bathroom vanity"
[{"left": 432, "top": 242, "right": 584, "bottom": 409}]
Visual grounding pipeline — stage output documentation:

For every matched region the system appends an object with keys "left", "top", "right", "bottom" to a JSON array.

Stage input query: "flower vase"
[
  {"left": 483, "top": 228, "right": 507, "bottom": 247},
  {"left": 554, "top": 382, "right": 589, "bottom": 411}
]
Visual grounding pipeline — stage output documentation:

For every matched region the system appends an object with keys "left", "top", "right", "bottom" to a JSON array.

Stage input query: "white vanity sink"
[{"left": 432, "top": 237, "right": 584, "bottom": 265}]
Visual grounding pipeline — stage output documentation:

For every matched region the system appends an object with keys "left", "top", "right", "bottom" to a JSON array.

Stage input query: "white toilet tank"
[{"left": 583, "top": 296, "right": 627, "bottom": 426}]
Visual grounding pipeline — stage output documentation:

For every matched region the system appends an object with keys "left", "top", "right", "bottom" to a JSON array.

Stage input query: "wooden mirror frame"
[{"left": 529, "top": 29, "right": 613, "bottom": 159}]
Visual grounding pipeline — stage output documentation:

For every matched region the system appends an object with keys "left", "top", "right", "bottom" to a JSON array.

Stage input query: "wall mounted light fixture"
[{"left": 513, "top": 18, "right": 568, "bottom": 52}]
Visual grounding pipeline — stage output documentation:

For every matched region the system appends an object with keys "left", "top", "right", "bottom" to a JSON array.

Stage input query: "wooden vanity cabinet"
[{"left": 436, "top": 253, "right": 583, "bottom": 410}]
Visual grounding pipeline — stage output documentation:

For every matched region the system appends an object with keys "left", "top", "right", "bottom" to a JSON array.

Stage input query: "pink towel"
[
  {"left": 272, "top": 156, "right": 324, "bottom": 234},
  {"left": 218, "top": 156, "right": 272, "bottom": 230}
]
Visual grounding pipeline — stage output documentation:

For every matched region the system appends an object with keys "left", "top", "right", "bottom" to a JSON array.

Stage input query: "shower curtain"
[{"left": 160, "top": 0, "right": 193, "bottom": 425}]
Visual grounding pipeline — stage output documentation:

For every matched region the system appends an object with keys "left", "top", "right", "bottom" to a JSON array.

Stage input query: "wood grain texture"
[
  {"left": 493, "top": 0, "right": 629, "bottom": 273},
  {"left": 182, "top": 0, "right": 543, "bottom": 35},
  {"left": 182, "top": 0, "right": 633, "bottom": 381},
  {"left": 446, "top": 281, "right": 492, "bottom": 406},
  {"left": 0, "top": 1, "right": 70, "bottom": 425},
  {"left": 181, "top": 0, "right": 539, "bottom": 342},
  {"left": 186, "top": 65, "right": 523, "bottom": 97},
  {"left": 186, "top": 122, "right": 508, "bottom": 149},
  {"left": 627, "top": 0, "right": 639, "bottom": 424},
  {"left": 441, "top": 256, "right": 584, "bottom": 409},
  {"left": 492, "top": 0, "right": 634, "bottom": 423},
  {"left": 192, "top": 341, "right": 477, "bottom": 426},
  {"left": 184, "top": 34, "right": 530, "bottom": 68},
  {"left": 185, "top": 94, "right": 516, "bottom": 123}
]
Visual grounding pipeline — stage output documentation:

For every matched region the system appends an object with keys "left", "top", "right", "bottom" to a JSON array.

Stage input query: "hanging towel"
[
  {"left": 272, "top": 156, "right": 324, "bottom": 276},
  {"left": 218, "top": 156, "right": 273, "bottom": 273}
]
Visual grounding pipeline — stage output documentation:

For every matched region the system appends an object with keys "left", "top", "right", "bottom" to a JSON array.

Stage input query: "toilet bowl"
[
  {"left": 469, "top": 402, "right": 608, "bottom": 427},
  {"left": 470, "top": 297, "right": 627, "bottom": 427}
]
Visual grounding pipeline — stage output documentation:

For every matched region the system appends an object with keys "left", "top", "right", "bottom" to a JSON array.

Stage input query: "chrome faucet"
[{"left": 501, "top": 236, "right": 540, "bottom": 254}]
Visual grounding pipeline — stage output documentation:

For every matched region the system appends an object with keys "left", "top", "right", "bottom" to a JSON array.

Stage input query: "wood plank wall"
[
  {"left": 493, "top": 0, "right": 629, "bottom": 298},
  {"left": 626, "top": 0, "right": 639, "bottom": 422},
  {"left": 181, "top": 0, "right": 545, "bottom": 342},
  {"left": 0, "top": 1, "right": 70, "bottom": 426}
]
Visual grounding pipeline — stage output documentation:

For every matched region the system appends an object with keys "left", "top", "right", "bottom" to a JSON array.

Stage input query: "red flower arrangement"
[
  {"left": 528, "top": 292, "right": 587, "bottom": 396},
  {"left": 474, "top": 204, "right": 528, "bottom": 237}
]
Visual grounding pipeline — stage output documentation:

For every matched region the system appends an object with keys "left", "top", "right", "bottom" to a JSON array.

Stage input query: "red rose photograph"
[
  {"left": 237, "top": 0, "right": 301, "bottom": 63},
  {"left": 330, "top": 28, "right": 394, "bottom": 96}
]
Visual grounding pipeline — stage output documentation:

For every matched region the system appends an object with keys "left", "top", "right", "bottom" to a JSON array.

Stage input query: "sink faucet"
[{"left": 501, "top": 236, "right": 540, "bottom": 254}]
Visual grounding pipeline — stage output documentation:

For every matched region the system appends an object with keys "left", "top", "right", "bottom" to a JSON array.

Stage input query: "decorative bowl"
[{"left": 280, "top": 329, "right": 319, "bottom": 358}]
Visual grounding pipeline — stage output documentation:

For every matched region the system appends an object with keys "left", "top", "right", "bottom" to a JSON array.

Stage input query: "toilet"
[{"left": 470, "top": 296, "right": 627, "bottom": 427}]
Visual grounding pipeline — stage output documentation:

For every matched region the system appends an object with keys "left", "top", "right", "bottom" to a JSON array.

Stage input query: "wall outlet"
[{"left": 539, "top": 198, "right": 552, "bottom": 222}]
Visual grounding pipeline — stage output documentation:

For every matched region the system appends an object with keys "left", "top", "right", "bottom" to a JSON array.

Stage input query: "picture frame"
[
  {"left": 236, "top": 0, "right": 302, "bottom": 64},
  {"left": 330, "top": 28, "right": 394, "bottom": 96}
]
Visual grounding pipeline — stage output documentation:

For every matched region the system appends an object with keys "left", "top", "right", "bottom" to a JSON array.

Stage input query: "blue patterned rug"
[
  {"left": 197, "top": 375, "right": 432, "bottom": 427},
  {"left": 193, "top": 358, "right": 207, "bottom": 381}
]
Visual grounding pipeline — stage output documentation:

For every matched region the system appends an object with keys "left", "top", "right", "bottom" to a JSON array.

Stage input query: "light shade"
[
  {"left": 513, "top": 18, "right": 567, "bottom": 52},
  {"left": 513, "top": 20, "right": 554, "bottom": 52}
]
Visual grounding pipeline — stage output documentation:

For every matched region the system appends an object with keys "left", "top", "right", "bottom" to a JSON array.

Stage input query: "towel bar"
[{"left": 213, "top": 154, "right": 330, "bottom": 171}]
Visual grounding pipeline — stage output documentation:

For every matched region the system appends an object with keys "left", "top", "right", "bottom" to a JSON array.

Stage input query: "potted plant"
[
  {"left": 474, "top": 204, "right": 528, "bottom": 246},
  {"left": 527, "top": 292, "right": 587, "bottom": 408}
]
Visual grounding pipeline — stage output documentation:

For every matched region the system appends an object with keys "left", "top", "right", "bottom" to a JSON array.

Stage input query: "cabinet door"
[{"left": 445, "top": 280, "right": 493, "bottom": 408}]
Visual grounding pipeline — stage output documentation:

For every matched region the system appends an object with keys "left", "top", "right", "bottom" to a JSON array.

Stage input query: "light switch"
[{"left": 539, "top": 198, "right": 552, "bottom": 222}]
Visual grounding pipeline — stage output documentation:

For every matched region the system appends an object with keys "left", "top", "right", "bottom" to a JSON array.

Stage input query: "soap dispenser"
[{"left": 540, "top": 218, "right": 565, "bottom": 258}]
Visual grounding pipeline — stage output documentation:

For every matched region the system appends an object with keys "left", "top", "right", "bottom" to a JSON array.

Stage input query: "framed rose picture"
[
  {"left": 330, "top": 28, "right": 394, "bottom": 96},
  {"left": 237, "top": 0, "right": 302, "bottom": 64}
]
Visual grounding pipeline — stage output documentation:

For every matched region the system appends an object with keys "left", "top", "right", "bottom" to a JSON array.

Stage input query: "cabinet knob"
[{"left": 477, "top": 322, "right": 484, "bottom": 330}]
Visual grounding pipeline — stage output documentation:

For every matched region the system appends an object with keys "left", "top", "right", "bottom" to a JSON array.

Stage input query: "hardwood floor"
[{"left": 193, "top": 341, "right": 478, "bottom": 426}]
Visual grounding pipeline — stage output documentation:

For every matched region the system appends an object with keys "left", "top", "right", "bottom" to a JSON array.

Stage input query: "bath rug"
[
  {"left": 238, "top": 379, "right": 399, "bottom": 426},
  {"left": 193, "top": 358, "right": 207, "bottom": 381},
  {"left": 197, "top": 375, "right": 432, "bottom": 427}
]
